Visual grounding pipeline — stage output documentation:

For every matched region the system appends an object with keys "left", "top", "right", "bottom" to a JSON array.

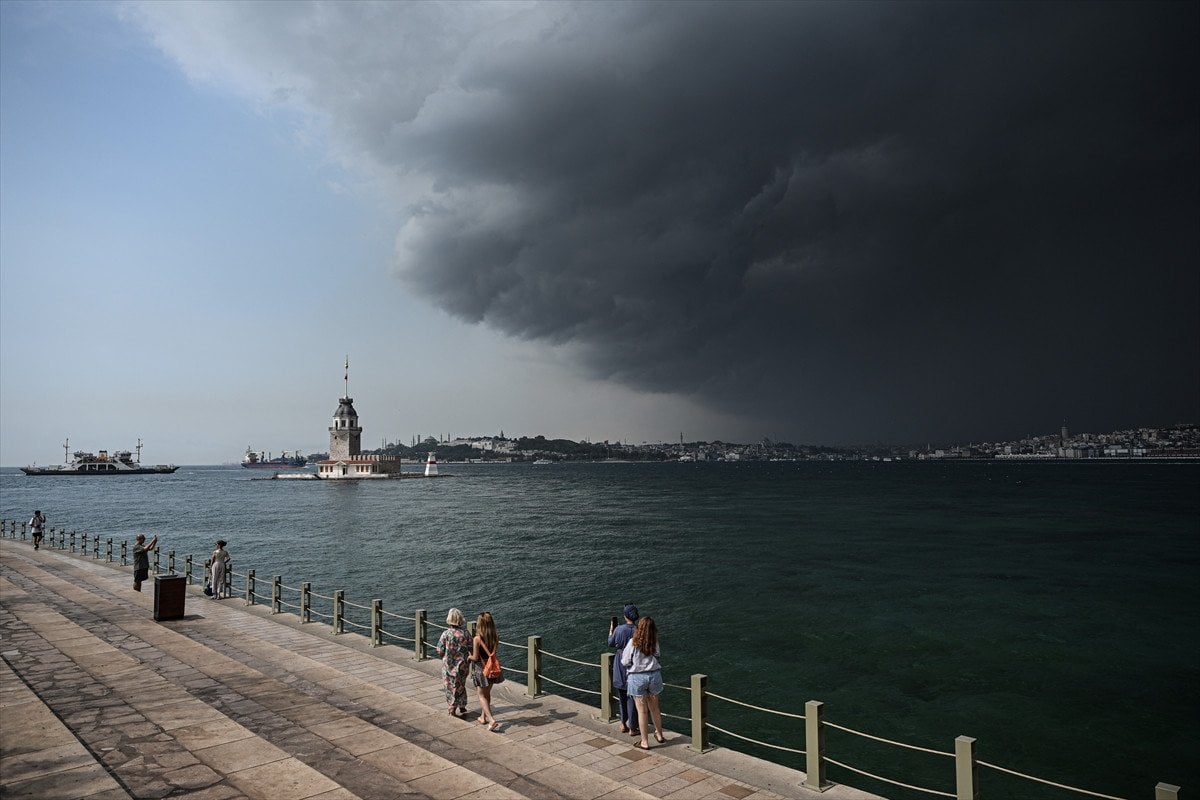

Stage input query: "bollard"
[
  {"left": 600, "top": 653, "right": 615, "bottom": 722},
  {"left": 414, "top": 609, "right": 427, "bottom": 660},
  {"left": 371, "top": 599, "right": 382, "bottom": 647},
  {"left": 690, "top": 674, "right": 711, "bottom": 753},
  {"left": 333, "top": 590, "right": 344, "bottom": 634},
  {"left": 527, "top": 635, "right": 543, "bottom": 697},
  {"left": 955, "top": 736, "right": 978, "bottom": 800},
  {"left": 106, "top": 538, "right": 113, "bottom": 563},
  {"left": 245, "top": 569, "right": 256, "bottom": 605},
  {"left": 301, "top": 583, "right": 311, "bottom": 623},
  {"left": 272, "top": 576, "right": 282, "bottom": 614},
  {"left": 1156, "top": 783, "right": 1181, "bottom": 800},
  {"left": 805, "top": 701, "right": 828, "bottom": 791},
  {"left": 185, "top": 555, "right": 193, "bottom": 584},
  {"left": 120, "top": 539, "right": 126, "bottom": 564}
]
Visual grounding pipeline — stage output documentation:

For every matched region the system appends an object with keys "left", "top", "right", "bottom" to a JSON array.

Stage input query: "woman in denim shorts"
[{"left": 621, "top": 616, "right": 666, "bottom": 749}]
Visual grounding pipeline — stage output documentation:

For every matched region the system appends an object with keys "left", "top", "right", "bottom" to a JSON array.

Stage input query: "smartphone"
[{"left": 610, "top": 616, "right": 619, "bottom": 628}]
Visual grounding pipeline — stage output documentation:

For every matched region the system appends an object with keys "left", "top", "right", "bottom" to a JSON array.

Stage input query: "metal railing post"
[
  {"left": 600, "top": 653, "right": 615, "bottom": 722},
  {"left": 415, "top": 609, "right": 427, "bottom": 660},
  {"left": 119, "top": 539, "right": 125, "bottom": 564},
  {"left": 371, "top": 600, "right": 382, "bottom": 646},
  {"left": 20, "top": 522, "right": 26, "bottom": 541},
  {"left": 272, "top": 576, "right": 282, "bottom": 614},
  {"left": 94, "top": 535, "right": 100, "bottom": 559},
  {"left": 955, "top": 736, "right": 978, "bottom": 800},
  {"left": 333, "top": 590, "right": 344, "bottom": 634},
  {"left": 71, "top": 530, "right": 77, "bottom": 553},
  {"left": 245, "top": 569, "right": 256, "bottom": 605},
  {"left": 690, "top": 674, "right": 711, "bottom": 753},
  {"left": 168, "top": 551, "right": 176, "bottom": 574},
  {"left": 805, "top": 701, "right": 828, "bottom": 791},
  {"left": 527, "top": 635, "right": 542, "bottom": 697},
  {"left": 152, "top": 547, "right": 160, "bottom": 573},
  {"left": 106, "top": 538, "right": 113, "bottom": 563},
  {"left": 301, "top": 583, "right": 311, "bottom": 622},
  {"left": 185, "top": 555, "right": 193, "bottom": 584}
]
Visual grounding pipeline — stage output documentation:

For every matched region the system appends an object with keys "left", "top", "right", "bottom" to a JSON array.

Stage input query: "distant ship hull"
[
  {"left": 21, "top": 464, "right": 179, "bottom": 476},
  {"left": 241, "top": 460, "right": 308, "bottom": 469}
]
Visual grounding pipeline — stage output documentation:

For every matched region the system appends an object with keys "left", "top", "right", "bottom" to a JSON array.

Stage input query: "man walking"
[
  {"left": 30, "top": 510, "right": 46, "bottom": 551},
  {"left": 132, "top": 533, "right": 158, "bottom": 592}
]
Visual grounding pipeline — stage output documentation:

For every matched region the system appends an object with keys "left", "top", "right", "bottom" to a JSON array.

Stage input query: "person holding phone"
[{"left": 607, "top": 604, "right": 640, "bottom": 735}]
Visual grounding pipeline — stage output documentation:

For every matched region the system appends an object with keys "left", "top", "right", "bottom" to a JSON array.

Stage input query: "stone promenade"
[{"left": 0, "top": 538, "right": 880, "bottom": 800}]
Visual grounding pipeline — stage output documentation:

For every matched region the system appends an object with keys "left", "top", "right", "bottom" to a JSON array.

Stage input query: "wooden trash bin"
[{"left": 153, "top": 575, "right": 186, "bottom": 621}]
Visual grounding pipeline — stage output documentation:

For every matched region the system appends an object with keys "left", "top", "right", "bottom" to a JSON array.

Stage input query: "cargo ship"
[
  {"left": 241, "top": 447, "right": 308, "bottom": 469},
  {"left": 21, "top": 439, "right": 178, "bottom": 476}
]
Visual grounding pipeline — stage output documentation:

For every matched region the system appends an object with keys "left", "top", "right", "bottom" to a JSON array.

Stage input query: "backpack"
[{"left": 482, "top": 641, "right": 504, "bottom": 682}]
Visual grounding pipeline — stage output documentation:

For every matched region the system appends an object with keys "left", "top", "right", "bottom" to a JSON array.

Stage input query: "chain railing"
[{"left": 0, "top": 521, "right": 1183, "bottom": 800}]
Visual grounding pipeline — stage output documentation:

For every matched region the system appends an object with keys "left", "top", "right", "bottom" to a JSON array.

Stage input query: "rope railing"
[{"left": 0, "top": 522, "right": 1181, "bottom": 800}]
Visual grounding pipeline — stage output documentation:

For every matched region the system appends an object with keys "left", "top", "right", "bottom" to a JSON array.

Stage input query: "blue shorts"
[{"left": 627, "top": 670, "right": 663, "bottom": 698}]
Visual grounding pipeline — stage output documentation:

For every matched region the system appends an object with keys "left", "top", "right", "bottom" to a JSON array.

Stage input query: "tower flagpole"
[{"left": 344, "top": 355, "right": 349, "bottom": 398}]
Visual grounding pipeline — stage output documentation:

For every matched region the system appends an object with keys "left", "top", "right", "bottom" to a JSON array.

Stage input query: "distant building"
[{"left": 317, "top": 363, "right": 401, "bottom": 479}]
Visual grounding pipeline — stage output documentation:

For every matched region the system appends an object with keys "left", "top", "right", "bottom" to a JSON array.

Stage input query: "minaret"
[{"left": 329, "top": 356, "right": 362, "bottom": 460}]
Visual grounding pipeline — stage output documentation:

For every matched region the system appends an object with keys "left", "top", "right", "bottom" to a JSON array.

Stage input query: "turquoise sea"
[{"left": 1, "top": 461, "right": 1196, "bottom": 799}]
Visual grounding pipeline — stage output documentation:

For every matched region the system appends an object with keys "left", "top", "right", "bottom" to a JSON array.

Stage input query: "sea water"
[{"left": 1, "top": 461, "right": 1196, "bottom": 799}]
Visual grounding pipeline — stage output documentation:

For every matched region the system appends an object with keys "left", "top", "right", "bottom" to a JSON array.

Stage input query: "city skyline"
[{"left": 2, "top": 2, "right": 1197, "bottom": 466}]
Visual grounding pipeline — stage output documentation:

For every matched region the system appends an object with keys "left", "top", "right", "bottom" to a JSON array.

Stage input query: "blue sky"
[
  {"left": 2, "top": 2, "right": 1196, "bottom": 466},
  {"left": 0, "top": 1, "right": 737, "bottom": 466}
]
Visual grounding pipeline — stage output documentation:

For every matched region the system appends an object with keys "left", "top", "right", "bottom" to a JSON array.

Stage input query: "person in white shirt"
[{"left": 621, "top": 616, "right": 666, "bottom": 749}]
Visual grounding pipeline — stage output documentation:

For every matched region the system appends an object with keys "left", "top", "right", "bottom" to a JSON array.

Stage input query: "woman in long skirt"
[
  {"left": 436, "top": 608, "right": 471, "bottom": 716},
  {"left": 210, "top": 540, "right": 230, "bottom": 599}
]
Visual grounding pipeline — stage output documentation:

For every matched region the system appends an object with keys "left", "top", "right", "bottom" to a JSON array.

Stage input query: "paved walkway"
[{"left": 0, "top": 538, "right": 881, "bottom": 799}]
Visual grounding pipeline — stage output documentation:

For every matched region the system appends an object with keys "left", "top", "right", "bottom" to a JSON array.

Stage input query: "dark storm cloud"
[
  {"left": 142, "top": 1, "right": 1197, "bottom": 444},
  {"left": 384, "top": 1, "right": 1198, "bottom": 443}
]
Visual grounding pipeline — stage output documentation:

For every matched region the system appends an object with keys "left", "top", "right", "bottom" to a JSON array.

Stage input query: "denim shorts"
[{"left": 627, "top": 670, "right": 663, "bottom": 697}]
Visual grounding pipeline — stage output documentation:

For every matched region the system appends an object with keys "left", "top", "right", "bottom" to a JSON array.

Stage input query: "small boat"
[
  {"left": 21, "top": 439, "right": 178, "bottom": 476},
  {"left": 241, "top": 447, "right": 307, "bottom": 469}
]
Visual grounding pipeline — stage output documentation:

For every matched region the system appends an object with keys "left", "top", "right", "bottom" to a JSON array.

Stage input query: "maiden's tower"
[{"left": 317, "top": 359, "right": 400, "bottom": 479}]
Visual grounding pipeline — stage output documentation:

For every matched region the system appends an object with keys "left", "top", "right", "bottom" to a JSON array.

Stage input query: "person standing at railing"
[
  {"left": 437, "top": 608, "right": 471, "bottom": 718},
  {"left": 210, "top": 540, "right": 231, "bottom": 599},
  {"left": 469, "top": 611, "right": 502, "bottom": 732},
  {"left": 30, "top": 510, "right": 46, "bottom": 551},
  {"left": 622, "top": 616, "right": 666, "bottom": 750},
  {"left": 608, "top": 603, "right": 641, "bottom": 737},
  {"left": 132, "top": 533, "right": 158, "bottom": 592}
]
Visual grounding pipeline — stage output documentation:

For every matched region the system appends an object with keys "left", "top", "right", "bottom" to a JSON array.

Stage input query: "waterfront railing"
[{"left": 2, "top": 520, "right": 1183, "bottom": 800}]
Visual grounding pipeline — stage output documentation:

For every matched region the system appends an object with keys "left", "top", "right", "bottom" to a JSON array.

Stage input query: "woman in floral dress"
[{"left": 436, "top": 608, "right": 471, "bottom": 716}]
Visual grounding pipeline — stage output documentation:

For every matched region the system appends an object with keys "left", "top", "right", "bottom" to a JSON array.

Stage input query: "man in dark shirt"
[{"left": 132, "top": 533, "right": 158, "bottom": 592}]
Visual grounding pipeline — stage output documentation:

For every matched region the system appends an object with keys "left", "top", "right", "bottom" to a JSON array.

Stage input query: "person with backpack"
[
  {"left": 469, "top": 611, "right": 503, "bottom": 732},
  {"left": 29, "top": 510, "right": 46, "bottom": 551}
]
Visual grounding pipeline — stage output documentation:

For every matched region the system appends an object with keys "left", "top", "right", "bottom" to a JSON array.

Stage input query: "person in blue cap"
[{"left": 608, "top": 603, "right": 640, "bottom": 735}]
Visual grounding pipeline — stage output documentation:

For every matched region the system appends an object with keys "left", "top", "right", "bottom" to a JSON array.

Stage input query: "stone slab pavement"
[{"left": 0, "top": 538, "right": 883, "bottom": 799}]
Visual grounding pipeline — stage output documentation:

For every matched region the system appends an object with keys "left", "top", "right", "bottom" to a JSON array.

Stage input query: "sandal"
[
  {"left": 635, "top": 743, "right": 651, "bottom": 750},
  {"left": 488, "top": 721, "right": 501, "bottom": 732},
  {"left": 654, "top": 733, "right": 665, "bottom": 743}
]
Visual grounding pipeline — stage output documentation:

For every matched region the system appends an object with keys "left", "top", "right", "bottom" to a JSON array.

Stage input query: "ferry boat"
[
  {"left": 21, "top": 439, "right": 178, "bottom": 476},
  {"left": 241, "top": 447, "right": 308, "bottom": 469}
]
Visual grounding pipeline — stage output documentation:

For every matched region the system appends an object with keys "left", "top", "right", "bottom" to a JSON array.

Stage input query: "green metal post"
[
  {"left": 955, "top": 736, "right": 978, "bottom": 800},
  {"left": 246, "top": 569, "right": 256, "bottom": 605},
  {"left": 70, "top": 530, "right": 76, "bottom": 553},
  {"left": 371, "top": 600, "right": 382, "bottom": 646},
  {"left": 527, "top": 635, "right": 542, "bottom": 697},
  {"left": 301, "top": 582, "right": 311, "bottom": 622},
  {"left": 415, "top": 609, "right": 427, "bottom": 660},
  {"left": 805, "top": 701, "right": 828, "bottom": 791},
  {"left": 152, "top": 546, "right": 160, "bottom": 573},
  {"left": 20, "top": 522, "right": 26, "bottom": 541},
  {"left": 168, "top": 551, "right": 176, "bottom": 574},
  {"left": 94, "top": 535, "right": 100, "bottom": 559},
  {"left": 106, "top": 539, "right": 113, "bottom": 563},
  {"left": 333, "top": 590, "right": 344, "bottom": 634},
  {"left": 689, "top": 674, "right": 710, "bottom": 753},
  {"left": 272, "top": 576, "right": 282, "bottom": 614},
  {"left": 185, "top": 555, "right": 193, "bottom": 584},
  {"left": 600, "top": 653, "right": 615, "bottom": 722},
  {"left": 119, "top": 539, "right": 125, "bottom": 564}
]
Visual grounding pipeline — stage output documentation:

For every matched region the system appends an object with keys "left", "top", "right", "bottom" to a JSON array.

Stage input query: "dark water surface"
[{"left": 2, "top": 461, "right": 1197, "bottom": 798}]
